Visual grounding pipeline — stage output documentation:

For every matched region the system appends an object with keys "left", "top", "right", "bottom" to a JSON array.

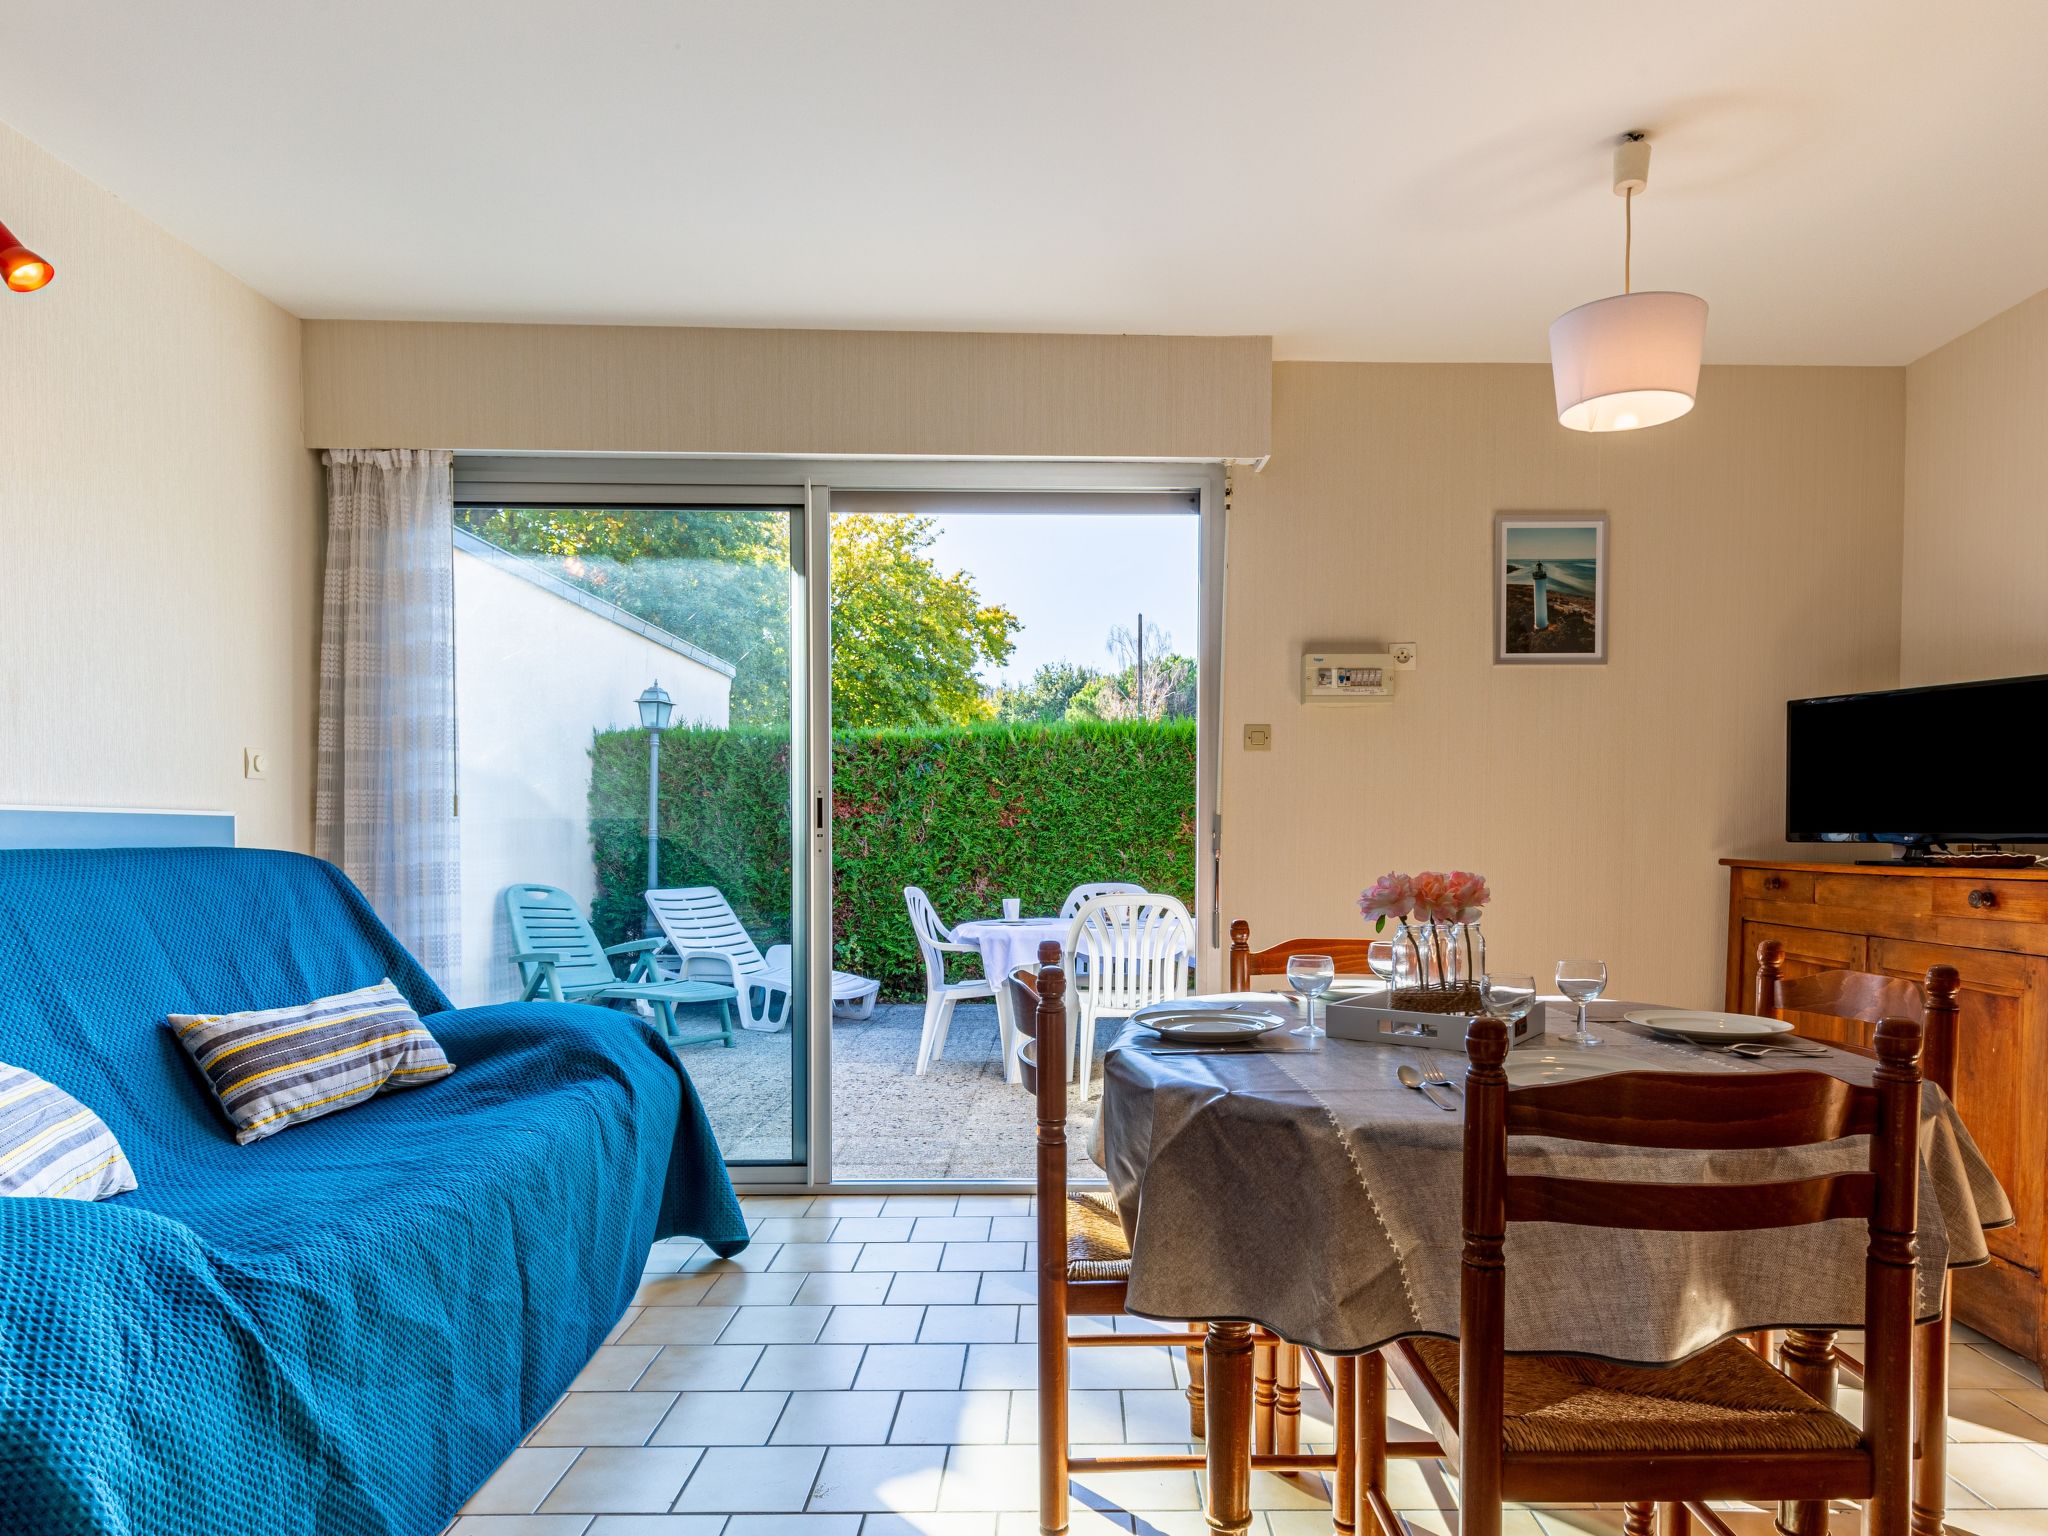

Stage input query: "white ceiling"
[{"left": 5, "top": 1, "right": 2045, "bottom": 364}]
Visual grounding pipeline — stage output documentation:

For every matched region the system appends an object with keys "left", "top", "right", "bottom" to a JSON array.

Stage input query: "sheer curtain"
[{"left": 316, "top": 449, "right": 460, "bottom": 987}]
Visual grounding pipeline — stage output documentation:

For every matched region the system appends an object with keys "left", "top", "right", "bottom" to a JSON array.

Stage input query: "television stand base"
[{"left": 1854, "top": 845, "right": 2040, "bottom": 869}]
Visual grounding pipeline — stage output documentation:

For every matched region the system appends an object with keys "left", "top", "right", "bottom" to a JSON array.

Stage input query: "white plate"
[
  {"left": 1134, "top": 996, "right": 1293, "bottom": 1043},
  {"left": 1625, "top": 1009, "right": 1792, "bottom": 1044},
  {"left": 1503, "top": 1053, "right": 1629, "bottom": 1086}
]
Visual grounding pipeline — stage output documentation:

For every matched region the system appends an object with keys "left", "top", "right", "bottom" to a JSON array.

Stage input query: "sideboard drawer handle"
[
  {"left": 1968, "top": 888, "right": 1998, "bottom": 910},
  {"left": 1763, "top": 875, "right": 1784, "bottom": 891}
]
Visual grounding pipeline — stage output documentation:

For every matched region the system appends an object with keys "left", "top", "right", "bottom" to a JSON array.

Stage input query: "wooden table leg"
[
  {"left": 1357, "top": 1352, "right": 1388, "bottom": 1536},
  {"left": 1276, "top": 1342, "right": 1302, "bottom": 1456},
  {"left": 1912, "top": 1274, "right": 1952, "bottom": 1536},
  {"left": 1332, "top": 1354, "right": 1357, "bottom": 1536},
  {"left": 1254, "top": 1335, "right": 1277, "bottom": 1454},
  {"left": 1779, "top": 1328, "right": 1838, "bottom": 1536},
  {"left": 1204, "top": 1320, "right": 1255, "bottom": 1536},
  {"left": 1657, "top": 1503, "right": 1692, "bottom": 1536}
]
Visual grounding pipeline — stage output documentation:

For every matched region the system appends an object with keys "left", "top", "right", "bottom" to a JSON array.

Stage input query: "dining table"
[{"left": 1095, "top": 997, "right": 2013, "bottom": 1536}]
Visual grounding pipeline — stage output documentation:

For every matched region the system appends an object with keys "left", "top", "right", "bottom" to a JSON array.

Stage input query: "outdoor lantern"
[{"left": 637, "top": 682, "right": 674, "bottom": 731}]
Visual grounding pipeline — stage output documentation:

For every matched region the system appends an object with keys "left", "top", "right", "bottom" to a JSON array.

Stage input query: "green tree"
[
  {"left": 829, "top": 514, "right": 1020, "bottom": 727},
  {"left": 1066, "top": 620, "right": 1197, "bottom": 721},
  {"left": 991, "top": 660, "right": 1100, "bottom": 724}
]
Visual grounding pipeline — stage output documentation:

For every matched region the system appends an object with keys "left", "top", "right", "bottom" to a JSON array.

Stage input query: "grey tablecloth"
[{"left": 1097, "top": 1002, "right": 2012, "bottom": 1363}]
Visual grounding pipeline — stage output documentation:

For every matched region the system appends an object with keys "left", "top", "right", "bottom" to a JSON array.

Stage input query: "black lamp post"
[{"left": 637, "top": 682, "right": 674, "bottom": 899}]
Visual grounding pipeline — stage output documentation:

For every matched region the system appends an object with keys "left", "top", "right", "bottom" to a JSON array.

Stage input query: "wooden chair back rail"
[
  {"left": 1754, "top": 938, "right": 1960, "bottom": 1095},
  {"left": 1227, "top": 918, "right": 1381, "bottom": 989},
  {"left": 1434, "top": 1014, "right": 1924, "bottom": 1536},
  {"left": 1505, "top": 1171, "right": 1875, "bottom": 1230},
  {"left": 1505, "top": 1070, "right": 1876, "bottom": 1147}
]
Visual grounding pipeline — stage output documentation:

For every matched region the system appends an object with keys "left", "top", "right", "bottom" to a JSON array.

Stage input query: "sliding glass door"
[{"left": 448, "top": 490, "right": 812, "bottom": 1172}]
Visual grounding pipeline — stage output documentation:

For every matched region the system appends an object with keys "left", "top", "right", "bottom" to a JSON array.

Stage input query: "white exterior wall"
[{"left": 454, "top": 544, "right": 732, "bottom": 1007}]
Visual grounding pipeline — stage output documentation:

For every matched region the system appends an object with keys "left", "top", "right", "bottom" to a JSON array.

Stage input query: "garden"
[{"left": 588, "top": 717, "right": 1197, "bottom": 1000}]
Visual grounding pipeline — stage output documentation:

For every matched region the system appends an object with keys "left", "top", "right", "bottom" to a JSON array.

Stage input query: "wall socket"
[
  {"left": 1243, "top": 724, "right": 1272, "bottom": 751},
  {"left": 1389, "top": 641, "right": 1419, "bottom": 670}
]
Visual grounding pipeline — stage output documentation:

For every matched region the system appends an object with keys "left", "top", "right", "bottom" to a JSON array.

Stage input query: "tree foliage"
[
  {"left": 990, "top": 660, "right": 1100, "bottom": 724},
  {"left": 827, "top": 515, "right": 1019, "bottom": 729}
]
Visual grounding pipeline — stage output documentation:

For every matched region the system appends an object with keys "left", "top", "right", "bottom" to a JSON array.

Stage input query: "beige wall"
[
  {"left": 0, "top": 122, "right": 320, "bottom": 850},
  {"left": 1221, "top": 363, "right": 1906, "bottom": 1008},
  {"left": 302, "top": 320, "right": 1271, "bottom": 460},
  {"left": 1901, "top": 286, "right": 2048, "bottom": 687}
]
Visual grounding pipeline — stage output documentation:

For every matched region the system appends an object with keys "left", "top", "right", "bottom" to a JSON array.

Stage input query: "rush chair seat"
[
  {"left": 1011, "top": 942, "right": 1357, "bottom": 1536},
  {"left": 1361, "top": 1012, "right": 1925, "bottom": 1536},
  {"left": 1754, "top": 939, "right": 1961, "bottom": 1536}
]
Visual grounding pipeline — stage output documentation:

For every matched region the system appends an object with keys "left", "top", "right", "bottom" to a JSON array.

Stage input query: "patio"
[{"left": 679, "top": 1000, "right": 1104, "bottom": 1181}]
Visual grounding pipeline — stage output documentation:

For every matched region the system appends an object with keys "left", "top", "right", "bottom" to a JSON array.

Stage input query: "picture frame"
[{"left": 1493, "top": 512, "right": 1608, "bottom": 665}]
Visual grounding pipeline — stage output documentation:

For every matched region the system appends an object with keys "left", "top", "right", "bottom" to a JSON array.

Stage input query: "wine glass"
[
  {"left": 1555, "top": 958, "right": 1608, "bottom": 1047},
  {"left": 1480, "top": 972, "right": 1537, "bottom": 1035},
  {"left": 1286, "top": 954, "right": 1337, "bottom": 1040},
  {"left": 1366, "top": 941, "right": 1397, "bottom": 993}
]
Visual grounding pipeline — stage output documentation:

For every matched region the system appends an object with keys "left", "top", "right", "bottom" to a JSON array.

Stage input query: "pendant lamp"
[{"left": 1549, "top": 133, "right": 1705, "bottom": 432}]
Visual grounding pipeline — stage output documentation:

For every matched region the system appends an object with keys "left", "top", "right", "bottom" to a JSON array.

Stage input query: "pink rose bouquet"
[{"left": 1357, "top": 868, "right": 1491, "bottom": 1002}]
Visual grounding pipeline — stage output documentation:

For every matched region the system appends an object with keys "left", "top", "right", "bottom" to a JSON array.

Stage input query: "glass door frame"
[{"left": 452, "top": 455, "right": 1229, "bottom": 1192}]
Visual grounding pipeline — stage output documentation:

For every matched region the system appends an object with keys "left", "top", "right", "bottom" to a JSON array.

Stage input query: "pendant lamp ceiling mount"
[{"left": 1548, "top": 130, "right": 1707, "bottom": 434}]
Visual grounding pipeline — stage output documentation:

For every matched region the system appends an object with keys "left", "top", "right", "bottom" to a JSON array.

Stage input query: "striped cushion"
[
  {"left": 169, "top": 980, "right": 454, "bottom": 1145},
  {"left": 0, "top": 1064, "right": 138, "bottom": 1201}
]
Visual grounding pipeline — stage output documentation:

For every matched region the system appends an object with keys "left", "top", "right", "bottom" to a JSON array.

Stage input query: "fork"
[{"left": 1419, "top": 1053, "right": 1460, "bottom": 1096}]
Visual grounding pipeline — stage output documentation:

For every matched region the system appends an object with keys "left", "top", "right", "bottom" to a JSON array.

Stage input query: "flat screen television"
[{"left": 1786, "top": 674, "right": 2048, "bottom": 852}]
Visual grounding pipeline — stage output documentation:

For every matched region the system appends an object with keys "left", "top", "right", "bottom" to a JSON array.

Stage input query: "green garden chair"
[{"left": 504, "top": 883, "right": 737, "bottom": 1048}]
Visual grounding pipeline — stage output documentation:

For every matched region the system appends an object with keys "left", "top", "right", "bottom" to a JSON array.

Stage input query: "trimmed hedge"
[{"left": 589, "top": 719, "right": 1196, "bottom": 999}]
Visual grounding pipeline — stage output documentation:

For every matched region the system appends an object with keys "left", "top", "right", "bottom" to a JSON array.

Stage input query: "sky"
[
  {"left": 1501, "top": 523, "right": 1600, "bottom": 561},
  {"left": 920, "top": 512, "right": 1200, "bottom": 687}
]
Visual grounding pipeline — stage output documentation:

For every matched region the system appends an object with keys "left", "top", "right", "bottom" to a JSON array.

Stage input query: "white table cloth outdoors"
[
  {"left": 1097, "top": 1000, "right": 2011, "bottom": 1365},
  {"left": 953, "top": 916, "right": 1068, "bottom": 987}
]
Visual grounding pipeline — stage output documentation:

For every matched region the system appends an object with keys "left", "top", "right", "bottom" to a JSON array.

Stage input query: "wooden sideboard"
[{"left": 1723, "top": 858, "right": 2048, "bottom": 1365}]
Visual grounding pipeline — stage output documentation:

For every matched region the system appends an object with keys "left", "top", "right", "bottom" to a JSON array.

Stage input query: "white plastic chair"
[
  {"left": 645, "top": 886, "right": 879, "bottom": 1032},
  {"left": 1063, "top": 892, "right": 1196, "bottom": 1097},
  {"left": 1058, "top": 881, "right": 1148, "bottom": 920},
  {"left": 904, "top": 885, "right": 998, "bottom": 1074}
]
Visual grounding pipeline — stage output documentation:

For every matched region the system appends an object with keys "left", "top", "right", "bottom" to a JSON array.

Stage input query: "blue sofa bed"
[{"left": 0, "top": 846, "right": 748, "bottom": 1536}]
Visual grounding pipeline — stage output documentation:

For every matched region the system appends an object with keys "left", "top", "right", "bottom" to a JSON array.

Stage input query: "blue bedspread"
[{"left": 0, "top": 847, "right": 748, "bottom": 1536}]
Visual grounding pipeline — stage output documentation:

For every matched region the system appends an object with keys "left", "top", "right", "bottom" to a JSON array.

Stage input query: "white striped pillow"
[
  {"left": 0, "top": 1064, "right": 139, "bottom": 1201},
  {"left": 168, "top": 979, "right": 455, "bottom": 1145}
]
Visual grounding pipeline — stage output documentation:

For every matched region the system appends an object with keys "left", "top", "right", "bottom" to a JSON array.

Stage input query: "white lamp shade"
[{"left": 1548, "top": 290, "right": 1708, "bottom": 432}]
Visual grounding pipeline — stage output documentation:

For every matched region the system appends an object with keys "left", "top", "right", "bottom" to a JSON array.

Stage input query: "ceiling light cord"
[{"left": 1623, "top": 186, "right": 1633, "bottom": 295}]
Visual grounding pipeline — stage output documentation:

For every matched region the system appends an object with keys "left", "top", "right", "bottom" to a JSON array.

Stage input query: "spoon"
[{"left": 1398, "top": 1062, "right": 1457, "bottom": 1112}]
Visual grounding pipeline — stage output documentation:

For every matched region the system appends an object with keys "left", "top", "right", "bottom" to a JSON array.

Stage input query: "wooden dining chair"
[
  {"left": 1361, "top": 1011, "right": 1924, "bottom": 1536},
  {"left": 1228, "top": 917, "right": 1383, "bottom": 992},
  {"left": 1754, "top": 939, "right": 1960, "bottom": 1536},
  {"left": 1013, "top": 941, "right": 1357, "bottom": 1536}
]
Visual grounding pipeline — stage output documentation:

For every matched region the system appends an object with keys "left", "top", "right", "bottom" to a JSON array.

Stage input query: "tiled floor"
[{"left": 449, "top": 1192, "right": 2048, "bottom": 1536}]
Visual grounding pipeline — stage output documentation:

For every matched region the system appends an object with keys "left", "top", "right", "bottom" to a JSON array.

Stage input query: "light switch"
[
  {"left": 243, "top": 748, "right": 269, "bottom": 781},
  {"left": 1243, "top": 724, "right": 1272, "bottom": 751}
]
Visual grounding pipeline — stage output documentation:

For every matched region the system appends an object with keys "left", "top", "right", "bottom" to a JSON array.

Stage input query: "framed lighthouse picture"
[{"left": 1494, "top": 513, "right": 1608, "bottom": 665}]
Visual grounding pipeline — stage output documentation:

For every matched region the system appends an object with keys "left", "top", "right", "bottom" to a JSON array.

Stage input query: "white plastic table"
[{"left": 953, "top": 916, "right": 1066, "bottom": 1084}]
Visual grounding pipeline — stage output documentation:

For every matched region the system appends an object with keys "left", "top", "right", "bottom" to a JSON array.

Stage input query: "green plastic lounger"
[{"left": 505, "top": 883, "right": 737, "bottom": 1047}]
